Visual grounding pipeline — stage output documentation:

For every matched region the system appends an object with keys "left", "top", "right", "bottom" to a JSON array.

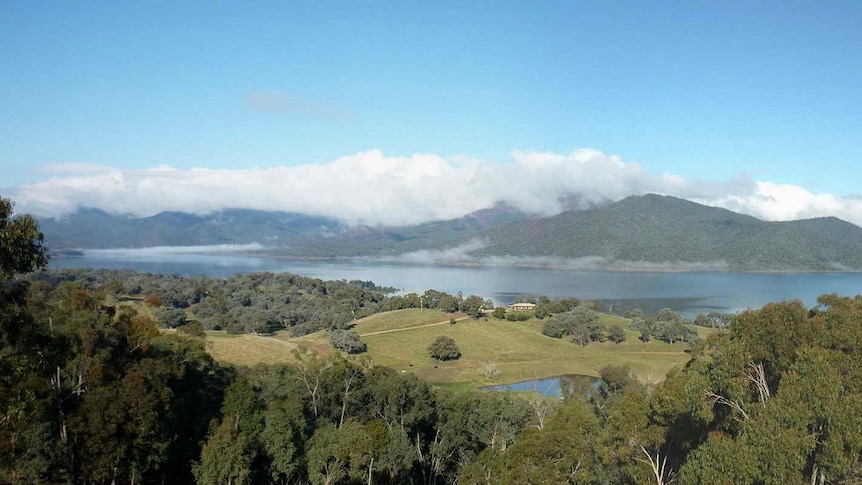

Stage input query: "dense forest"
[{"left": 4, "top": 195, "right": 862, "bottom": 484}]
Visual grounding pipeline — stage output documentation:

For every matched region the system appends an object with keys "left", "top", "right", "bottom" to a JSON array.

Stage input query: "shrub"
[
  {"left": 145, "top": 294, "right": 163, "bottom": 307},
  {"left": 505, "top": 312, "right": 532, "bottom": 321},
  {"left": 178, "top": 320, "right": 206, "bottom": 338},
  {"left": 428, "top": 336, "right": 461, "bottom": 361}
]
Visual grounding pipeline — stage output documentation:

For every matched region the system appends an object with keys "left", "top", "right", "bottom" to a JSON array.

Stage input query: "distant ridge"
[
  {"left": 38, "top": 195, "right": 862, "bottom": 271},
  {"left": 471, "top": 194, "right": 862, "bottom": 271},
  {"left": 39, "top": 208, "right": 345, "bottom": 249},
  {"left": 38, "top": 203, "right": 530, "bottom": 255}
]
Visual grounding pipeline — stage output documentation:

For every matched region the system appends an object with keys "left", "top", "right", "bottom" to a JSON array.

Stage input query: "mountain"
[
  {"left": 282, "top": 203, "right": 531, "bottom": 257},
  {"left": 470, "top": 194, "right": 862, "bottom": 271},
  {"left": 38, "top": 195, "right": 862, "bottom": 271},
  {"left": 39, "top": 208, "right": 346, "bottom": 249},
  {"left": 38, "top": 203, "right": 530, "bottom": 255}
]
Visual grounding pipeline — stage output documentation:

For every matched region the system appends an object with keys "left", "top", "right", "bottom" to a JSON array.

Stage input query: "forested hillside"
[
  {"left": 24, "top": 268, "right": 398, "bottom": 336},
  {"left": 475, "top": 194, "right": 862, "bottom": 270}
]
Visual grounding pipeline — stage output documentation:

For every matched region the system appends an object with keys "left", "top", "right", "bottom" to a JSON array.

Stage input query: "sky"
[{"left": 2, "top": 0, "right": 861, "bottom": 226}]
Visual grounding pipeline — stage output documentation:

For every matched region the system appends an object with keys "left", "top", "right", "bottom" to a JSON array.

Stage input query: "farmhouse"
[{"left": 507, "top": 302, "right": 536, "bottom": 312}]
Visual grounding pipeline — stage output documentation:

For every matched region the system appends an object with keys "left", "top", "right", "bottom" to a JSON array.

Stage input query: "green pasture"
[{"left": 202, "top": 310, "right": 717, "bottom": 390}]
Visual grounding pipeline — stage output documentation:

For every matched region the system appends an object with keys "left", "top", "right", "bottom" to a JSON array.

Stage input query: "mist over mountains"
[{"left": 40, "top": 194, "right": 862, "bottom": 272}]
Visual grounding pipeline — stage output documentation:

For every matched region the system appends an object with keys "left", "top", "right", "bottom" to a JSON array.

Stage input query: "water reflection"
[{"left": 482, "top": 374, "right": 601, "bottom": 398}]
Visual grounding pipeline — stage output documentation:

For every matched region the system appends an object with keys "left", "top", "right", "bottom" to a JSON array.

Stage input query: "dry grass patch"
[
  {"left": 275, "top": 330, "right": 335, "bottom": 358},
  {"left": 204, "top": 331, "right": 299, "bottom": 367}
]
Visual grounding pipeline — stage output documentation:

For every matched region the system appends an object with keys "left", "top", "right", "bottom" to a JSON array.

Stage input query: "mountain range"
[{"left": 39, "top": 194, "right": 862, "bottom": 271}]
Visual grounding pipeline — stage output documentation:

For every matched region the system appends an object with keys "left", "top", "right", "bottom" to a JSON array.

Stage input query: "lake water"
[
  {"left": 50, "top": 249, "right": 862, "bottom": 316},
  {"left": 483, "top": 374, "right": 601, "bottom": 398}
]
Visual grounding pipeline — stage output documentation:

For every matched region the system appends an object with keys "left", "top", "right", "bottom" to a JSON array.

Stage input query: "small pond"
[{"left": 482, "top": 374, "right": 601, "bottom": 398}]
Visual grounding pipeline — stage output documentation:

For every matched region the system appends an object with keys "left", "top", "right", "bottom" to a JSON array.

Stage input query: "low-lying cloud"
[
  {"left": 378, "top": 240, "right": 732, "bottom": 272},
  {"left": 9, "top": 148, "right": 862, "bottom": 227},
  {"left": 87, "top": 243, "right": 267, "bottom": 256}
]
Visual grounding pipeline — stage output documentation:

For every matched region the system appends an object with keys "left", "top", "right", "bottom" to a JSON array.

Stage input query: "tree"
[
  {"left": 307, "top": 422, "right": 373, "bottom": 485},
  {"left": 193, "top": 419, "right": 254, "bottom": 485},
  {"left": 0, "top": 195, "right": 48, "bottom": 280},
  {"left": 461, "top": 295, "right": 486, "bottom": 318},
  {"left": 482, "top": 360, "right": 501, "bottom": 381},
  {"left": 178, "top": 320, "right": 206, "bottom": 338},
  {"left": 571, "top": 324, "right": 591, "bottom": 346},
  {"left": 260, "top": 398, "right": 307, "bottom": 484},
  {"left": 599, "top": 364, "right": 637, "bottom": 398},
  {"left": 157, "top": 307, "right": 187, "bottom": 328},
  {"left": 542, "top": 314, "right": 571, "bottom": 338},
  {"left": 329, "top": 329, "right": 367, "bottom": 354},
  {"left": 195, "top": 378, "right": 263, "bottom": 485},
  {"left": 0, "top": 195, "right": 53, "bottom": 481},
  {"left": 428, "top": 336, "right": 461, "bottom": 361},
  {"left": 609, "top": 324, "right": 627, "bottom": 343},
  {"left": 487, "top": 400, "right": 602, "bottom": 484},
  {"left": 492, "top": 306, "right": 507, "bottom": 319},
  {"left": 542, "top": 306, "right": 600, "bottom": 344}
]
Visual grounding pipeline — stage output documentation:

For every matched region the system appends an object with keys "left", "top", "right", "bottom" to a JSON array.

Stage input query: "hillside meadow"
[{"left": 203, "top": 308, "right": 716, "bottom": 391}]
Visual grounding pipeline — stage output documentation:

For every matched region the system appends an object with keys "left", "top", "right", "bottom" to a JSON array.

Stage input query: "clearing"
[{"left": 202, "top": 308, "right": 717, "bottom": 391}]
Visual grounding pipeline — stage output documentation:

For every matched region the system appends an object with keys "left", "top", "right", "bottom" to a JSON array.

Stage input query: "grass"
[
  {"left": 200, "top": 310, "right": 719, "bottom": 391},
  {"left": 204, "top": 331, "right": 300, "bottom": 367},
  {"left": 361, "top": 316, "right": 709, "bottom": 388},
  {"left": 352, "top": 308, "right": 466, "bottom": 334}
]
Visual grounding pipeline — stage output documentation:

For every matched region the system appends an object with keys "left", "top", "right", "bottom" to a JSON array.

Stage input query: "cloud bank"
[
  {"left": 9, "top": 149, "right": 862, "bottom": 227},
  {"left": 371, "top": 240, "right": 732, "bottom": 271}
]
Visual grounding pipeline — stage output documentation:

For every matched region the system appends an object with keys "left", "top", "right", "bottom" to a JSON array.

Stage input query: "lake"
[{"left": 50, "top": 249, "right": 862, "bottom": 316}]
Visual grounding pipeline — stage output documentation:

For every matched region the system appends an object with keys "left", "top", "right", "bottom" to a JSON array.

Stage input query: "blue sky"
[{"left": 2, "top": 1, "right": 861, "bottom": 225}]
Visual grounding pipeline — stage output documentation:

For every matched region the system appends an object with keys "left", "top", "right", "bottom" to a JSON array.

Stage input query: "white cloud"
[{"left": 8, "top": 149, "right": 862, "bottom": 227}]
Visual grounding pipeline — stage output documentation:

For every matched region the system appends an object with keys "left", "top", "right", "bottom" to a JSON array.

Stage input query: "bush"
[
  {"left": 178, "top": 320, "right": 206, "bottom": 338},
  {"left": 505, "top": 312, "right": 532, "bottom": 321},
  {"left": 145, "top": 294, "right": 162, "bottom": 307},
  {"left": 330, "top": 329, "right": 367, "bottom": 354},
  {"left": 428, "top": 336, "right": 461, "bottom": 361}
]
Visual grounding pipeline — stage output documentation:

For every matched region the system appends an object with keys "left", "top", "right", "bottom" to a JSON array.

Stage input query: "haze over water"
[{"left": 50, "top": 249, "right": 862, "bottom": 317}]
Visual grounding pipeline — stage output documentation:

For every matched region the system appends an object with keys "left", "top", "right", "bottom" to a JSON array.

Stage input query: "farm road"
[{"left": 358, "top": 316, "right": 471, "bottom": 337}]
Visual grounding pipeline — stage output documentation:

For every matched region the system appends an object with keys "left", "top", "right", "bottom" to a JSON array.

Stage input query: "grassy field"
[
  {"left": 203, "top": 331, "right": 301, "bottom": 367},
  {"left": 201, "top": 309, "right": 717, "bottom": 390},
  {"left": 351, "top": 308, "right": 467, "bottom": 334},
  {"left": 361, "top": 313, "right": 709, "bottom": 389}
]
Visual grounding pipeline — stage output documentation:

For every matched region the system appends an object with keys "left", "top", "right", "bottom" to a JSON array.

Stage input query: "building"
[{"left": 507, "top": 302, "right": 536, "bottom": 312}]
